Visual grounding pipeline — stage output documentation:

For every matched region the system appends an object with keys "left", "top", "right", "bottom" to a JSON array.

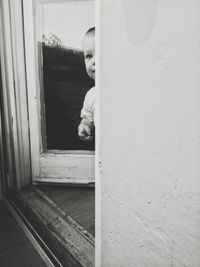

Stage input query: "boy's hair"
[{"left": 85, "top": 27, "right": 95, "bottom": 36}]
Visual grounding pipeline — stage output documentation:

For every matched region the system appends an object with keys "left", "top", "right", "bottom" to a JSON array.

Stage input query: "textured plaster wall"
[{"left": 100, "top": 0, "right": 200, "bottom": 266}]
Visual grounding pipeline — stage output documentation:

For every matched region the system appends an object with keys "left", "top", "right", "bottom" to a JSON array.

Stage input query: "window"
[
  {"left": 23, "top": 0, "right": 95, "bottom": 184},
  {"left": 0, "top": 1, "right": 95, "bottom": 264}
]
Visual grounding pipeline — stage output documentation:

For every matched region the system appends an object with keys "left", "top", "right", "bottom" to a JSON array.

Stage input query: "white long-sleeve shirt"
[{"left": 80, "top": 86, "right": 95, "bottom": 124}]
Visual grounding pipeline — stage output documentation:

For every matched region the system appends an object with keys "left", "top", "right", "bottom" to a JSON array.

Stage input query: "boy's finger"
[
  {"left": 84, "top": 135, "right": 93, "bottom": 141},
  {"left": 78, "top": 128, "right": 85, "bottom": 136},
  {"left": 85, "top": 125, "right": 92, "bottom": 136},
  {"left": 78, "top": 125, "right": 86, "bottom": 135}
]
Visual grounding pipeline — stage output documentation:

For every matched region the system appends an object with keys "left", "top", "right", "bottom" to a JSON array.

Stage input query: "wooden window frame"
[{"left": 0, "top": 0, "right": 32, "bottom": 189}]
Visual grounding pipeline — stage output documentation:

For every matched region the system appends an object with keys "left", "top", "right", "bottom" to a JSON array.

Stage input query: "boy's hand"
[{"left": 78, "top": 119, "right": 94, "bottom": 141}]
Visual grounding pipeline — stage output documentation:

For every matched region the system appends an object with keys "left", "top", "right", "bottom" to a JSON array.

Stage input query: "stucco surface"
[{"left": 100, "top": 0, "right": 200, "bottom": 266}]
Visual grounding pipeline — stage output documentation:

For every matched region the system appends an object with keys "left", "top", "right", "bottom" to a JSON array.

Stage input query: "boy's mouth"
[{"left": 92, "top": 71, "right": 95, "bottom": 79}]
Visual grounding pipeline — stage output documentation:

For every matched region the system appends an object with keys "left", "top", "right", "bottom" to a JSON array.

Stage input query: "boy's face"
[{"left": 83, "top": 33, "right": 95, "bottom": 80}]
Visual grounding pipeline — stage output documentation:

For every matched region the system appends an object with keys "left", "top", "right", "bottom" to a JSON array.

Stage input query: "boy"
[{"left": 78, "top": 27, "right": 95, "bottom": 141}]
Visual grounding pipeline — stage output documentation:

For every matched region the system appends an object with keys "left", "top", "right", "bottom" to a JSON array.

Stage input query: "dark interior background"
[{"left": 42, "top": 43, "right": 95, "bottom": 150}]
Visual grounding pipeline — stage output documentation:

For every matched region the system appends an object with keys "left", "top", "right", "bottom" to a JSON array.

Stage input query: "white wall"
[{"left": 100, "top": 0, "right": 200, "bottom": 266}]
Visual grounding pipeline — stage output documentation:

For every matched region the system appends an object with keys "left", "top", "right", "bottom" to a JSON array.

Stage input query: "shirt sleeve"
[{"left": 80, "top": 87, "right": 95, "bottom": 123}]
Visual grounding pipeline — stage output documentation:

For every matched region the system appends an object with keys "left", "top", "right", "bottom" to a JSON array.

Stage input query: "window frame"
[
  {"left": 0, "top": 0, "right": 95, "bottom": 186},
  {"left": 0, "top": 0, "right": 32, "bottom": 189},
  {"left": 23, "top": 0, "right": 95, "bottom": 184}
]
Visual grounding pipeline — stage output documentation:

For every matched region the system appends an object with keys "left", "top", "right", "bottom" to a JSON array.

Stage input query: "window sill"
[{"left": 8, "top": 185, "right": 95, "bottom": 267}]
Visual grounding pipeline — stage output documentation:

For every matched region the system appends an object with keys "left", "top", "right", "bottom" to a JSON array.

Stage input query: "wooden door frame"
[
  {"left": 0, "top": 0, "right": 32, "bottom": 190},
  {"left": 0, "top": 0, "right": 95, "bottom": 186}
]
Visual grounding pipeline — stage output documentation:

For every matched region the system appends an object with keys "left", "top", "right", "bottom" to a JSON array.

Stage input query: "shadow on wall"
[{"left": 121, "top": 0, "right": 158, "bottom": 45}]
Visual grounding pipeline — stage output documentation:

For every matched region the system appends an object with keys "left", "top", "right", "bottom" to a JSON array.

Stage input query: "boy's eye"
[{"left": 85, "top": 54, "right": 92, "bottom": 59}]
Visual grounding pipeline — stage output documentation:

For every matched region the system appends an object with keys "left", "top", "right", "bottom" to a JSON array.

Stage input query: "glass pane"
[{"left": 37, "top": 0, "right": 95, "bottom": 150}]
